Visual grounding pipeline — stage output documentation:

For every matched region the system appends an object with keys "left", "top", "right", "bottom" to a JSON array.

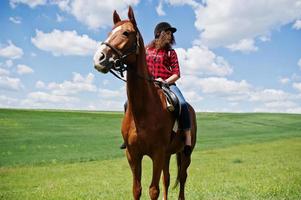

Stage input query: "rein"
[
  {"left": 101, "top": 41, "right": 135, "bottom": 80},
  {"left": 102, "top": 32, "right": 162, "bottom": 85},
  {"left": 109, "top": 62, "right": 162, "bottom": 85}
]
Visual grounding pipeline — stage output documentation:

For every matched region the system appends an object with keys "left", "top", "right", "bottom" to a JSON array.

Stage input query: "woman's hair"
[{"left": 146, "top": 31, "right": 176, "bottom": 50}]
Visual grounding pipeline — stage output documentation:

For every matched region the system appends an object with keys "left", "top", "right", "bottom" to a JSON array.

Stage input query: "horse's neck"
[{"left": 126, "top": 46, "right": 158, "bottom": 120}]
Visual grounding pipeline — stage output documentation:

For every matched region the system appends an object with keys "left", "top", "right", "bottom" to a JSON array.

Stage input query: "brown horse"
[{"left": 93, "top": 7, "right": 197, "bottom": 200}]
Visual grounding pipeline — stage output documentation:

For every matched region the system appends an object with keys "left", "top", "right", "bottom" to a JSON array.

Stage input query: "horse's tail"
[{"left": 173, "top": 151, "right": 181, "bottom": 189}]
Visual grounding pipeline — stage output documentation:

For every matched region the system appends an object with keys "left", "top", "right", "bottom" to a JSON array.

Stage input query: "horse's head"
[{"left": 93, "top": 6, "right": 140, "bottom": 74}]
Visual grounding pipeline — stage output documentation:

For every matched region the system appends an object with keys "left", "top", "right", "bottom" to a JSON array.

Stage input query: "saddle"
[
  {"left": 161, "top": 84, "right": 181, "bottom": 119},
  {"left": 124, "top": 83, "right": 180, "bottom": 118}
]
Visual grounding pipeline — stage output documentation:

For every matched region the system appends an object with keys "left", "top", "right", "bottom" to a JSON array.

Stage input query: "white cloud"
[
  {"left": 56, "top": 14, "right": 64, "bottom": 22},
  {"left": 96, "top": 85, "right": 126, "bottom": 110},
  {"left": 35, "top": 80, "right": 45, "bottom": 88},
  {"left": 250, "top": 89, "right": 292, "bottom": 102},
  {"left": 0, "top": 77, "right": 22, "bottom": 90},
  {"left": 287, "top": 107, "right": 301, "bottom": 113},
  {"left": 0, "top": 60, "right": 13, "bottom": 69},
  {"left": 298, "top": 58, "right": 301, "bottom": 70},
  {"left": 178, "top": 75, "right": 252, "bottom": 104},
  {"left": 0, "top": 41, "right": 24, "bottom": 59},
  {"left": 5, "top": 60, "right": 14, "bottom": 68},
  {"left": 245, "top": 86, "right": 301, "bottom": 113},
  {"left": 156, "top": 0, "right": 199, "bottom": 16},
  {"left": 227, "top": 38, "right": 258, "bottom": 53},
  {"left": 253, "top": 93, "right": 301, "bottom": 113},
  {"left": 156, "top": 0, "right": 166, "bottom": 16},
  {"left": 47, "top": 72, "right": 96, "bottom": 95},
  {"left": 0, "top": 68, "right": 10, "bottom": 76},
  {"left": 9, "top": 16, "right": 22, "bottom": 24},
  {"left": 193, "top": 0, "right": 301, "bottom": 47},
  {"left": 21, "top": 72, "right": 98, "bottom": 109},
  {"left": 0, "top": 68, "right": 23, "bottom": 91},
  {"left": 91, "top": 99, "right": 125, "bottom": 111},
  {"left": 102, "top": 79, "right": 109, "bottom": 86},
  {"left": 17, "top": 64, "right": 34, "bottom": 75},
  {"left": 279, "top": 77, "right": 290, "bottom": 84},
  {"left": 254, "top": 106, "right": 301, "bottom": 114},
  {"left": 0, "top": 95, "right": 19, "bottom": 107},
  {"left": 259, "top": 35, "right": 271, "bottom": 42},
  {"left": 26, "top": 91, "right": 77, "bottom": 103},
  {"left": 179, "top": 75, "right": 253, "bottom": 107},
  {"left": 175, "top": 45, "right": 233, "bottom": 76},
  {"left": 21, "top": 91, "right": 79, "bottom": 109},
  {"left": 164, "top": 0, "right": 199, "bottom": 8},
  {"left": 291, "top": 73, "right": 301, "bottom": 82},
  {"left": 9, "top": 0, "right": 47, "bottom": 8},
  {"left": 292, "top": 19, "right": 301, "bottom": 30},
  {"left": 293, "top": 82, "right": 301, "bottom": 92},
  {"left": 182, "top": 90, "right": 203, "bottom": 103},
  {"left": 51, "top": 0, "right": 70, "bottom": 11},
  {"left": 99, "top": 88, "right": 125, "bottom": 99},
  {"left": 53, "top": 0, "right": 140, "bottom": 29},
  {"left": 264, "top": 101, "right": 297, "bottom": 109},
  {"left": 31, "top": 29, "right": 98, "bottom": 56},
  {"left": 31, "top": 52, "right": 37, "bottom": 57},
  {"left": 178, "top": 73, "right": 301, "bottom": 113},
  {"left": 198, "top": 77, "right": 252, "bottom": 95}
]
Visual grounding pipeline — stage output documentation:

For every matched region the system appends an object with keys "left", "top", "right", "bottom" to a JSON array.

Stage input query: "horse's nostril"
[{"left": 99, "top": 53, "right": 106, "bottom": 62}]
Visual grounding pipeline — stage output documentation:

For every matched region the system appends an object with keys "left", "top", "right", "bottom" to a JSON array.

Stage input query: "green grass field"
[{"left": 0, "top": 109, "right": 301, "bottom": 199}]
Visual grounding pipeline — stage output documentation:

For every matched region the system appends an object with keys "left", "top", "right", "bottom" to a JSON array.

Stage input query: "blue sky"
[{"left": 0, "top": 0, "right": 301, "bottom": 113}]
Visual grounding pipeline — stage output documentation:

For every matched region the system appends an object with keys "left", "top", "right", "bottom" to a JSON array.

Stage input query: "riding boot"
[
  {"left": 120, "top": 143, "right": 126, "bottom": 149},
  {"left": 183, "top": 129, "right": 192, "bottom": 156}
]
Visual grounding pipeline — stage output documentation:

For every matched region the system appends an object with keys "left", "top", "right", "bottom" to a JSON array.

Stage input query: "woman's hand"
[
  {"left": 155, "top": 77, "right": 166, "bottom": 83},
  {"left": 165, "top": 74, "right": 179, "bottom": 84}
]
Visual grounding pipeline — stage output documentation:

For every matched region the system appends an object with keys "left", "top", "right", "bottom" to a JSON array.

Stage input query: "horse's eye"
[{"left": 123, "top": 31, "right": 129, "bottom": 37}]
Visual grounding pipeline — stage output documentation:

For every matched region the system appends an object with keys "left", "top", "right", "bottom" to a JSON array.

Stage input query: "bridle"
[
  {"left": 101, "top": 30, "right": 140, "bottom": 82},
  {"left": 100, "top": 27, "right": 163, "bottom": 86}
]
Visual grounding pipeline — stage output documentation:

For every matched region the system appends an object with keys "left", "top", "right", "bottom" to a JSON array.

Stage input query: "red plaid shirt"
[{"left": 146, "top": 47, "right": 180, "bottom": 80}]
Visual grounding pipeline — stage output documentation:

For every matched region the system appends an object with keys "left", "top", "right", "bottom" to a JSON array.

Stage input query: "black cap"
[{"left": 154, "top": 22, "right": 177, "bottom": 38}]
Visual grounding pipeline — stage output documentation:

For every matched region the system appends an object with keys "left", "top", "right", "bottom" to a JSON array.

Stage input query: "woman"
[
  {"left": 121, "top": 22, "right": 192, "bottom": 156},
  {"left": 146, "top": 22, "right": 192, "bottom": 156}
]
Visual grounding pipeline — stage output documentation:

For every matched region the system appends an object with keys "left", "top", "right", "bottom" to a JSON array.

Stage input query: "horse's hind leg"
[
  {"left": 126, "top": 149, "right": 142, "bottom": 200},
  {"left": 162, "top": 154, "right": 171, "bottom": 200},
  {"left": 178, "top": 153, "right": 191, "bottom": 200}
]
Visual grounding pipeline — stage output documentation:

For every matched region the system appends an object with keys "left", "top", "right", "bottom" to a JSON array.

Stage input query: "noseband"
[
  {"left": 100, "top": 30, "right": 159, "bottom": 85},
  {"left": 101, "top": 32, "right": 140, "bottom": 81}
]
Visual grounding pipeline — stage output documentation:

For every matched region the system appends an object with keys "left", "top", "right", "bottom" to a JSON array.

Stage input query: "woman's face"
[
  {"left": 158, "top": 30, "right": 173, "bottom": 46},
  {"left": 160, "top": 30, "right": 172, "bottom": 43},
  {"left": 154, "top": 29, "right": 175, "bottom": 49}
]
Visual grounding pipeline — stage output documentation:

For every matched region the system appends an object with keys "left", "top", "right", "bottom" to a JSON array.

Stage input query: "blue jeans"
[{"left": 170, "top": 85, "right": 191, "bottom": 131}]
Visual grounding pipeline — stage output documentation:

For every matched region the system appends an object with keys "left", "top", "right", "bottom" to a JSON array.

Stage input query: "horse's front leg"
[
  {"left": 126, "top": 149, "right": 143, "bottom": 200},
  {"left": 162, "top": 154, "right": 171, "bottom": 200},
  {"left": 149, "top": 149, "right": 165, "bottom": 200}
]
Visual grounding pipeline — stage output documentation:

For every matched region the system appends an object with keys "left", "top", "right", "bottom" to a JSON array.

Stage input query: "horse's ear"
[
  {"left": 113, "top": 10, "right": 121, "bottom": 25},
  {"left": 128, "top": 6, "right": 136, "bottom": 27}
]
